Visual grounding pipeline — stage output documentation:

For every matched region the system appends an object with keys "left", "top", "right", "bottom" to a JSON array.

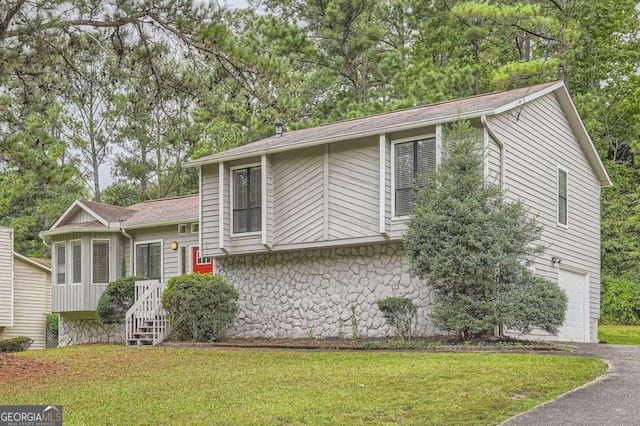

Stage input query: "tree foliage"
[
  {"left": 96, "top": 276, "right": 143, "bottom": 325},
  {"left": 405, "top": 121, "right": 566, "bottom": 339}
]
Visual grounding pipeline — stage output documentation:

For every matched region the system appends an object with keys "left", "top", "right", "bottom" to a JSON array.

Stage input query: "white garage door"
[{"left": 558, "top": 269, "right": 589, "bottom": 342}]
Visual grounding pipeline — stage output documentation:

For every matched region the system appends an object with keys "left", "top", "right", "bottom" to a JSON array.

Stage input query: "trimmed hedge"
[
  {"left": 96, "top": 276, "right": 144, "bottom": 324},
  {"left": 377, "top": 297, "right": 417, "bottom": 340},
  {"left": 162, "top": 273, "right": 239, "bottom": 341},
  {"left": 601, "top": 275, "right": 640, "bottom": 325},
  {"left": 0, "top": 336, "right": 33, "bottom": 353}
]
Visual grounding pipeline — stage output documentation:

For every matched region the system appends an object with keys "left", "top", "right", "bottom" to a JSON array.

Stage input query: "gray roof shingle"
[{"left": 189, "top": 82, "right": 558, "bottom": 165}]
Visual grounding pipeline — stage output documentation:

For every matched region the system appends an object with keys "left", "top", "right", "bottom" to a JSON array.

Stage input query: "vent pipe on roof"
[{"left": 274, "top": 120, "right": 284, "bottom": 137}]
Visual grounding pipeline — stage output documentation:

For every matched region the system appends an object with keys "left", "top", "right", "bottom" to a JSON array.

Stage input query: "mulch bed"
[
  {"left": 0, "top": 354, "right": 62, "bottom": 384},
  {"left": 162, "top": 337, "right": 571, "bottom": 352}
]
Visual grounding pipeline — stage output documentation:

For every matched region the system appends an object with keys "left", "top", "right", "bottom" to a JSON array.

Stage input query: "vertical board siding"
[
  {"left": 0, "top": 258, "right": 50, "bottom": 349},
  {"left": 274, "top": 146, "right": 325, "bottom": 244},
  {"left": 68, "top": 210, "right": 97, "bottom": 224},
  {"left": 328, "top": 139, "right": 380, "bottom": 239},
  {"left": 201, "top": 163, "right": 219, "bottom": 257},
  {"left": 52, "top": 232, "right": 125, "bottom": 312},
  {"left": 0, "top": 228, "right": 13, "bottom": 326},
  {"left": 489, "top": 93, "right": 602, "bottom": 341},
  {"left": 264, "top": 156, "right": 274, "bottom": 246}
]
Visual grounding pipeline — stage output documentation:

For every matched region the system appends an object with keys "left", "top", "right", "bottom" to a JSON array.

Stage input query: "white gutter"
[
  {"left": 40, "top": 227, "right": 122, "bottom": 237},
  {"left": 184, "top": 109, "right": 496, "bottom": 168},
  {"left": 481, "top": 115, "right": 505, "bottom": 190}
]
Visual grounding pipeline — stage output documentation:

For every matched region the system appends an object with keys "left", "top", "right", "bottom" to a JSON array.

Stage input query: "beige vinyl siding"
[
  {"left": 328, "top": 139, "right": 379, "bottom": 239},
  {"left": 0, "top": 228, "right": 13, "bottom": 326},
  {"left": 488, "top": 93, "right": 601, "bottom": 341},
  {"left": 68, "top": 210, "right": 97, "bottom": 224},
  {"left": 124, "top": 225, "right": 199, "bottom": 285},
  {"left": 51, "top": 232, "right": 124, "bottom": 312},
  {"left": 273, "top": 146, "right": 325, "bottom": 245},
  {"left": 0, "top": 257, "right": 50, "bottom": 349}
]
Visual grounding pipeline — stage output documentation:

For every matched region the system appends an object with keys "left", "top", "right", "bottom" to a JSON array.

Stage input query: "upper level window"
[
  {"left": 92, "top": 240, "right": 110, "bottom": 284},
  {"left": 71, "top": 240, "right": 82, "bottom": 284},
  {"left": 557, "top": 167, "right": 568, "bottom": 226},
  {"left": 54, "top": 242, "right": 66, "bottom": 285},
  {"left": 394, "top": 137, "right": 437, "bottom": 217},
  {"left": 136, "top": 242, "right": 161, "bottom": 280},
  {"left": 232, "top": 166, "right": 262, "bottom": 234}
]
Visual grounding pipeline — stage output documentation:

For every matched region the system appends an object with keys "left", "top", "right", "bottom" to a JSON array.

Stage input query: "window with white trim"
[
  {"left": 394, "top": 137, "right": 437, "bottom": 217},
  {"left": 54, "top": 242, "right": 66, "bottom": 285},
  {"left": 71, "top": 240, "right": 82, "bottom": 284},
  {"left": 92, "top": 240, "right": 110, "bottom": 284},
  {"left": 557, "top": 167, "right": 568, "bottom": 226},
  {"left": 136, "top": 242, "right": 161, "bottom": 280},
  {"left": 232, "top": 166, "right": 262, "bottom": 234},
  {"left": 191, "top": 223, "right": 199, "bottom": 233},
  {"left": 178, "top": 224, "right": 187, "bottom": 234}
]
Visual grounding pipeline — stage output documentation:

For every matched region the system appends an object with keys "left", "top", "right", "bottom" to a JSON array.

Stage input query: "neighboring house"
[
  {"left": 187, "top": 81, "right": 610, "bottom": 343},
  {"left": 39, "top": 195, "right": 211, "bottom": 346},
  {"left": 0, "top": 227, "right": 52, "bottom": 349}
]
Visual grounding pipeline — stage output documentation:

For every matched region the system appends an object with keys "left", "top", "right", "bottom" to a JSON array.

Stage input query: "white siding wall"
[
  {"left": 0, "top": 228, "right": 13, "bottom": 326},
  {"left": 274, "top": 146, "right": 325, "bottom": 244},
  {"left": 0, "top": 258, "right": 51, "bottom": 349},
  {"left": 68, "top": 210, "right": 97, "bottom": 224},
  {"left": 328, "top": 139, "right": 379, "bottom": 239},
  {"left": 201, "top": 163, "right": 218, "bottom": 256},
  {"left": 488, "top": 94, "right": 602, "bottom": 341}
]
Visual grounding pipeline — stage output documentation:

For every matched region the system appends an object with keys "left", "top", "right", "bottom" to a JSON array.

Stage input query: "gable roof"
[
  {"left": 48, "top": 199, "right": 135, "bottom": 230},
  {"left": 186, "top": 81, "right": 610, "bottom": 187},
  {"left": 121, "top": 195, "right": 199, "bottom": 228},
  {"left": 43, "top": 195, "right": 199, "bottom": 235}
]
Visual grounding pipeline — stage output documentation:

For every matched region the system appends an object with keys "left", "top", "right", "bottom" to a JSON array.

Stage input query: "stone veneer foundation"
[
  {"left": 59, "top": 314, "right": 124, "bottom": 347},
  {"left": 217, "top": 243, "right": 434, "bottom": 338}
]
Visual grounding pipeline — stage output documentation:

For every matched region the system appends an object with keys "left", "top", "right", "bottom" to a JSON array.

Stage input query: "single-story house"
[
  {"left": 0, "top": 227, "right": 52, "bottom": 349},
  {"left": 44, "top": 81, "right": 610, "bottom": 345}
]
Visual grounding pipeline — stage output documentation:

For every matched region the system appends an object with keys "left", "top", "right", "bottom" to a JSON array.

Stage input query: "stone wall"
[
  {"left": 218, "top": 243, "right": 434, "bottom": 338},
  {"left": 59, "top": 315, "right": 124, "bottom": 347}
]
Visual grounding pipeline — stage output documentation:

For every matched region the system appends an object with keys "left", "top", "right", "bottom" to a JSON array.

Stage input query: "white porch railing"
[{"left": 125, "top": 280, "right": 171, "bottom": 346}]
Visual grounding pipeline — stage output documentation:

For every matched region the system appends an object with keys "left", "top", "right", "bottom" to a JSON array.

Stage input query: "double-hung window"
[
  {"left": 54, "top": 242, "right": 66, "bottom": 285},
  {"left": 92, "top": 240, "right": 110, "bottom": 284},
  {"left": 232, "top": 165, "right": 262, "bottom": 234},
  {"left": 557, "top": 167, "right": 568, "bottom": 226},
  {"left": 136, "top": 242, "right": 162, "bottom": 280},
  {"left": 394, "top": 137, "right": 437, "bottom": 217},
  {"left": 71, "top": 240, "right": 82, "bottom": 284}
]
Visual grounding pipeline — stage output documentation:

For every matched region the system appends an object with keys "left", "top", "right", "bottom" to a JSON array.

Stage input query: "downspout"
[
  {"left": 121, "top": 228, "right": 134, "bottom": 277},
  {"left": 481, "top": 115, "right": 505, "bottom": 190},
  {"left": 38, "top": 232, "right": 50, "bottom": 249}
]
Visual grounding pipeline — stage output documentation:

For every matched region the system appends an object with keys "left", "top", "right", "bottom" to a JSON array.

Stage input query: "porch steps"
[
  {"left": 125, "top": 280, "right": 171, "bottom": 347},
  {"left": 126, "top": 318, "right": 165, "bottom": 347}
]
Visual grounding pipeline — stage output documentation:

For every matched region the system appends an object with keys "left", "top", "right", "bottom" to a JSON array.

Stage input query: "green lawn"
[
  {"left": 1, "top": 345, "right": 606, "bottom": 425},
  {"left": 599, "top": 324, "right": 640, "bottom": 345}
]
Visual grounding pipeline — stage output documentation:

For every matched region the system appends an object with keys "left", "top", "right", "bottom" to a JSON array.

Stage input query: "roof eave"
[
  {"left": 122, "top": 217, "right": 199, "bottom": 230},
  {"left": 40, "top": 227, "right": 122, "bottom": 237},
  {"left": 184, "top": 108, "right": 496, "bottom": 167},
  {"left": 13, "top": 252, "right": 51, "bottom": 272}
]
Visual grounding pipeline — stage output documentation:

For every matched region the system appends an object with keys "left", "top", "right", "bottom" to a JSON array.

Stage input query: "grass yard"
[
  {"left": 599, "top": 324, "right": 640, "bottom": 345},
  {"left": 0, "top": 345, "right": 605, "bottom": 425}
]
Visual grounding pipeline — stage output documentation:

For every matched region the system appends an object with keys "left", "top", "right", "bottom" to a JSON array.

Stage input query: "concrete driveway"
[{"left": 501, "top": 343, "right": 640, "bottom": 425}]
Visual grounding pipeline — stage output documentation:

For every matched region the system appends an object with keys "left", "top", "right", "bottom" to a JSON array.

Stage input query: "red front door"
[{"left": 192, "top": 246, "right": 214, "bottom": 274}]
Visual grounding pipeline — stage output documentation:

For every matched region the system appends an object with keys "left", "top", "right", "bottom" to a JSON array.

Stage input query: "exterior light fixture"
[
  {"left": 170, "top": 241, "right": 179, "bottom": 251},
  {"left": 551, "top": 256, "right": 562, "bottom": 265}
]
